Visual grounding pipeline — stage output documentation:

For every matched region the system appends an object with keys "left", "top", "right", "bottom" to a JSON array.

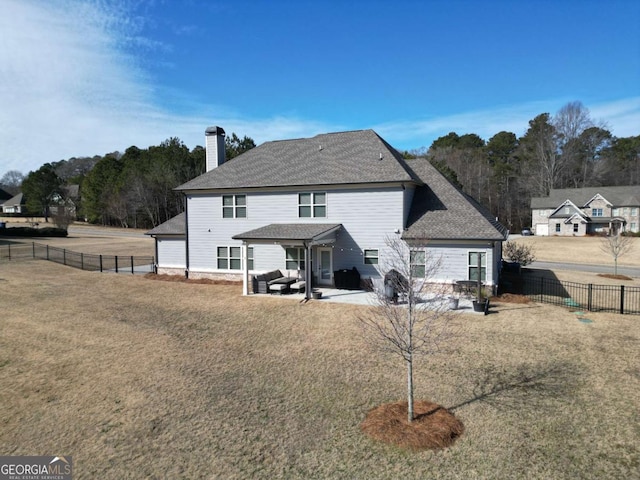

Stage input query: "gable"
[
  {"left": 549, "top": 200, "right": 584, "bottom": 218},
  {"left": 402, "top": 160, "right": 508, "bottom": 241}
]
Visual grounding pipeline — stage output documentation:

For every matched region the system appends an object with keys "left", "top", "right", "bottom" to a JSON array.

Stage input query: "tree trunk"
[{"left": 407, "top": 354, "right": 414, "bottom": 423}]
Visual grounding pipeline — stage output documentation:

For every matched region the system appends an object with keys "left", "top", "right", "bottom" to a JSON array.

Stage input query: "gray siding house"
[
  {"left": 147, "top": 127, "right": 508, "bottom": 297},
  {"left": 531, "top": 187, "right": 640, "bottom": 236}
]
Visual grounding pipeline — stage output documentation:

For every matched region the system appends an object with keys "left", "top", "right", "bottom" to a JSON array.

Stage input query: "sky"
[{"left": 1, "top": 0, "right": 639, "bottom": 176}]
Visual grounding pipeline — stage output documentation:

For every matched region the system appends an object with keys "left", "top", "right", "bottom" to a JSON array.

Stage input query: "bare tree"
[
  {"left": 358, "top": 236, "right": 457, "bottom": 423},
  {"left": 600, "top": 232, "right": 634, "bottom": 276}
]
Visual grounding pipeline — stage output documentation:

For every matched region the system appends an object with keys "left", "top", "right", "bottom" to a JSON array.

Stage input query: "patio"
[{"left": 262, "top": 287, "right": 482, "bottom": 312}]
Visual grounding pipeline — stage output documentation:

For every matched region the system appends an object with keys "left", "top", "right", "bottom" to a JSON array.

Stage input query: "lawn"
[{"left": 1, "top": 259, "right": 638, "bottom": 479}]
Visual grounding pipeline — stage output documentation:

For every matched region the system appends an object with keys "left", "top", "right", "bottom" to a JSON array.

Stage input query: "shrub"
[
  {"left": 0, "top": 227, "right": 68, "bottom": 237},
  {"left": 503, "top": 241, "right": 536, "bottom": 266}
]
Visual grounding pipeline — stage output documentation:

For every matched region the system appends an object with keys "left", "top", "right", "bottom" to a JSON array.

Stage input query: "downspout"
[
  {"left": 184, "top": 194, "right": 189, "bottom": 279},
  {"left": 242, "top": 242, "right": 249, "bottom": 296}
]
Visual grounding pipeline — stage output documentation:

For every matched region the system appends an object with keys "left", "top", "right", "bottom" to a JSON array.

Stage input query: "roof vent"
[
  {"left": 319, "top": 144, "right": 323, "bottom": 151},
  {"left": 379, "top": 152, "right": 383, "bottom": 160}
]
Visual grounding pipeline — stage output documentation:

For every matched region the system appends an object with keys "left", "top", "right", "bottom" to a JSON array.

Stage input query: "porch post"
[
  {"left": 305, "top": 242, "right": 312, "bottom": 301},
  {"left": 241, "top": 242, "right": 249, "bottom": 296}
]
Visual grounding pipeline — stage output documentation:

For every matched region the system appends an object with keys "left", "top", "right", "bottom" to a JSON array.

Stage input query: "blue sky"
[{"left": 1, "top": 0, "right": 639, "bottom": 175}]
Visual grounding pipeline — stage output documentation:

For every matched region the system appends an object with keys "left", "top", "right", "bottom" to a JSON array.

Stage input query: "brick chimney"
[{"left": 205, "top": 126, "right": 226, "bottom": 172}]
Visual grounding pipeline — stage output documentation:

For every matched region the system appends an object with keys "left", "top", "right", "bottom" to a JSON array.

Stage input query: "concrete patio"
[{"left": 261, "top": 287, "right": 483, "bottom": 313}]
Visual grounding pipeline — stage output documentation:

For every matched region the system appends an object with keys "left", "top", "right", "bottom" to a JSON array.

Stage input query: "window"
[
  {"left": 298, "top": 192, "right": 326, "bottom": 218},
  {"left": 410, "top": 250, "right": 426, "bottom": 278},
  {"left": 573, "top": 223, "right": 579, "bottom": 233},
  {"left": 222, "top": 195, "right": 246, "bottom": 218},
  {"left": 468, "top": 252, "right": 486, "bottom": 282},
  {"left": 217, "top": 246, "right": 242, "bottom": 270},
  {"left": 248, "top": 247, "right": 254, "bottom": 270},
  {"left": 540, "top": 210, "right": 547, "bottom": 217},
  {"left": 631, "top": 208, "right": 638, "bottom": 217},
  {"left": 363, "top": 249, "right": 379, "bottom": 265},
  {"left": 285, "top": 247, "right": 306, "bottom": 270},
  {"left": 630, "top": 223, "right": 637, "bottom": 232},
  {"left": 564, "top": 206, "right": 570, "bottom": 214},
  {"left": 555, "top": 223, "right": 561, "bottom": 233},
  {"left": 592, "top": 208, "right": 603, "bottom": 217},
  {"left": 623, "top": 207, "right": 629, "bottom": 215},
  {"left": 612, "top": 208, "right": 619, "bottom": 216}
]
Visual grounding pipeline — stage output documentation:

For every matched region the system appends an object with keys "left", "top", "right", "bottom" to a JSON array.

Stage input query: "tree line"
[
  {"left": 409, "top": 101, "right": 639, "bottom": 232},
  {"left": 2, "top": 134, "right": 254, "bottom": 228},
  {"left": 2, "top": 101, "right": 638, "bottom": 231}
]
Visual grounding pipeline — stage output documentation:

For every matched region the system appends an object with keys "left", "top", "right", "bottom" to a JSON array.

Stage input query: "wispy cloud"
[
  {"left": 374, "top": 98, "right": 640, "bottom": 150},
  {"left": 1, "top": 0, "right": 637, "bottom": 176}
]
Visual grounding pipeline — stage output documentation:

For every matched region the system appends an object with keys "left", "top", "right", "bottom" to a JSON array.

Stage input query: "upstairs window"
[
  {"left": 631, "top": 208, "right": 638, "bottom": 217},
  {"left": 222, "top": 195, "right": 246, "bottom": 218},
  {"left": 298, "top": 192, "right": 326, "bottom": 218},
  {"left": 468, "top": 252, "right": 486, "bottom": 282},
  {"left": 592, "top": 208, "right": 603, "bottom": 217},
  {"left": 612, "top": 208, "right": 619, "bottom": 216},
  {"left": 564, "top": 206, "right": 570, "bottom": 214}
]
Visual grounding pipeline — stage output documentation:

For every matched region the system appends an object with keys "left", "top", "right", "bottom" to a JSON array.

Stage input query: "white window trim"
[
  {"left": 222, "top": 194, "right": 247, "bottom": 219},
  {"left": 410, "top": 249, "right": 426, "bottom": 278},
  {"left": 363, "top": 248, "right": 379, "bottom": 265},
  {"left": 592, "top": 208, "right": 603, "bottom": 217},
  {"left": 467, "top": 251, "right": 487, "bottom": 282},
  {"left": 217, "top": 245, "right": 243, "bottom": 271},
  {"left": 285, "top": 247, "right": 306, "bottom": 271},
  {"left": 298, "top": 192, "right": 327, "bottom": 218}
]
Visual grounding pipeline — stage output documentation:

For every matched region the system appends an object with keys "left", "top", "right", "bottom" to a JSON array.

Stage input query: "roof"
[
  {"left": 232, "top": 223, "right": 342, "bottom": 242},
  {"left": 0, "top": 188, "right": 12, "bottom": 201},
  {"left": 177, "top": 130, "right": 420, "bottom": 191},
  {"left": 531, "top": 186, "right": 640, "bottom": 209},
  {"left": 402, "top": 160, "right": 508, "bottom": 241},
  {"left": 145, "top": 212, "right": 186, "bottom": 236},
  {"left": 1, "top": 192, "right": 25, "bottom": 206}
]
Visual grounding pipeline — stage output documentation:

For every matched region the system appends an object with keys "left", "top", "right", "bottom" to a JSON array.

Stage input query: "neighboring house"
[
  {"left": 0, "top": 192, "right": 26, "bottom": 214},
  {"left": 147, "top": 127, "right": 508, "bottom": 298},
  {"left": 531, "top": 187, "right": 640, "bottom": 236},
  {"left": 51, "top": 184, "right": 80, "bottom": 218}
]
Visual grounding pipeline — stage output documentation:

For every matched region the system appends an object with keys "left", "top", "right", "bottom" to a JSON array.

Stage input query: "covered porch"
[{"left": 232, "top": 223, "right": 343, "bottom": 301}]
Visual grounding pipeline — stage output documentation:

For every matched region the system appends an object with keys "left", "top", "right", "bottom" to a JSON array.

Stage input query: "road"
[{"left": 528, "top": 260, "right": 640, "bottom": 278}]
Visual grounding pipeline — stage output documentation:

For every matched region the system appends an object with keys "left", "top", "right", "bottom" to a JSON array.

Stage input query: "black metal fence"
[
  {"left": 502, "top": 273, "right": 640, "bottom": 315},
  {"left": 0, "top": 242, "right": 155, "bottom": 275}
]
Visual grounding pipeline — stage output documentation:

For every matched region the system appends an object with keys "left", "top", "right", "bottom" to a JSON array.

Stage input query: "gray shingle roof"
[
  {"left": 531, "top": 186, "right": 640, "bottom": 208},
  {"left": 402, "top": 160, "right": 508, "bottom": 241},
  {"left": 232, "top": 223, "right": 342, "bottom": 241},
  {"left": 145, "top": 212, "right": 186, "bottom": 236},
  {"left": 1, "top": 192, "right": 25, "bottom": 207},
  {"left": 177, "top": 130, "right": 419, "bottom": 191}
]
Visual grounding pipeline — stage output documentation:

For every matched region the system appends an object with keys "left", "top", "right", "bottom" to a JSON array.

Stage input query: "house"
[
  {"left": 147, "top": 127, "right": 508, "bottom": 298},
  {"left": 0, "top": 192, "right": 26, "bottom": 214},
  {"left": 531, "top": 187, "right": 640, "bottom": 236},
  {"left": 51, "top": 185, "right": 80, "bottom": 218}
]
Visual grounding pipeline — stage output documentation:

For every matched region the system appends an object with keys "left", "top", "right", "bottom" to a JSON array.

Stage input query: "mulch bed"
[
  {"left": 597, "top": 273, "right": 633, "bottom": 281},
  {"left": 361, "top": 400, "right": 464, "bottom": 450},
  {"left": 143, "top": 273, "right": 240, "bottom": 285},
  {"left": 491, "top": 293, "right": 531, "bottom": 304}
]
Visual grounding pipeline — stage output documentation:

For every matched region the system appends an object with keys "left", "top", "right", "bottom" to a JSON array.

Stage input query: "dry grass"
[
  {"left": 512, "top": 235, "right": 640, "bottom": 267},
  {"left": 1, "top": 259, "right": 639, "bottom": 479}
]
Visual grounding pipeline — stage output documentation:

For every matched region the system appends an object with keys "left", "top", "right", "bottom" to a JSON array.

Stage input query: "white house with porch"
[{"left": 147, "top": 127, "right": 508, "bottom": 300}]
